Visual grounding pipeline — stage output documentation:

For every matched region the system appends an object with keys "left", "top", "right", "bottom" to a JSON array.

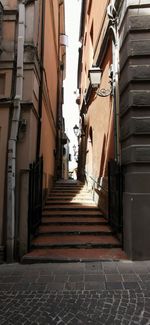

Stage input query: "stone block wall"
[{"left": 119, "top": 1, "right": 150, "bottom": 259}]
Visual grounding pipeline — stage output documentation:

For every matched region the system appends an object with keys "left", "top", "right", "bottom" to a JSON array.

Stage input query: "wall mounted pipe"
[
  {"left": 108, "top": 0, "right": 120, "bottom": 164},
  {"left": 7, "top": 2, "right": 25, "bottom": 262}
]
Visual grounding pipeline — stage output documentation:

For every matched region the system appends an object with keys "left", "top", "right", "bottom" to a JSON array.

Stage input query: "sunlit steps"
[
  {"left": 22, "top": 180, "right": 126, "bottom": 263},
  {"left": 43, "top": 205, "right": 100, "bottom": 211}
]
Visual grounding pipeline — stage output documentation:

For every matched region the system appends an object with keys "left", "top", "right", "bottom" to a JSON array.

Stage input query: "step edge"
[{"left": 31, "top": 243, "right": 121, "bottom": 249}]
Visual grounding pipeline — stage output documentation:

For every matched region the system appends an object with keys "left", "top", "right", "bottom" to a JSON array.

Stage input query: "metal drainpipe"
[
  {"left": 7, "top": 2, "right": 25, "bottom": 262},
  {"left": 109, "top": 0, "right": 120, "bottom": 164},
  {"left": 36, "top": 0, "right": 45, "bottom": 160},
  {"left": 112, "top": 25, "right": 120, "bottom": 164},
  {"left": 114, "top": 26, "right": 120, "bottom": 164}
]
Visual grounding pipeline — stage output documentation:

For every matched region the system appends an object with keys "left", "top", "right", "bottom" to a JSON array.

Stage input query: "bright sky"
[{"left": 63, "top": 0, "right": 82, "bottom": 170}]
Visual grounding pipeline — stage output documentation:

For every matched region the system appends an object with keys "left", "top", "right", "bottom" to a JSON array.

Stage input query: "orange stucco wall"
[
  {"left": 79, "top": 0, "right": 113, "bottom": 180},
  {"left": 87, "top": 44, "right": 113, "bottom": 179},
  {"left": 43, "top": 0, "right": 58, "bottom": 118},
  {"left": 39, "top": 0, "right": 60, "bottom": 191},
  {"left": 78, "top": 0, "right": 113, "bottom": 214}
]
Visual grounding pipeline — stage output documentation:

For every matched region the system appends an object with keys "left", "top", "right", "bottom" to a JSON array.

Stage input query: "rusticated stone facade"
[
  {"left": 119, "top": 0, "right": 150, "bottom": 260},
  {"left": 78, "top": 0, "right": 150, "bottom": 260}
]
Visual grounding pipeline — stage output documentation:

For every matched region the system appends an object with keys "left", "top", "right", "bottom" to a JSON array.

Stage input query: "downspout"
[
  {"left": 36, "top": 0, "right": 45, "bottom": 160},
  {"left": 108, "top": 0, "right": 120, "bottom": 163},
  {"left": 7, "top": 2, "right": 25, "bottom": 262},
  {"left": 111, "top": 24, "right": 120, "bottom": 163}
]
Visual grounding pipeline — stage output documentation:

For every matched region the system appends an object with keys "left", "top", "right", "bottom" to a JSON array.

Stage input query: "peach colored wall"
[
  {"left": 17, "top": 108, "right": 38, "bottom": 171},
  {"left": 40, "top": 0, "right": 65, "bottom": 190},
  {"left": 53, "top": 0, "right": 59, "bottom": 48},
  {"left": 88, "top": 45, "right": 113, "bottom": 179},
  {"left": 21, "top": 0, "right": 60, "bottom": 190},
  {"left": 92, "top": 0, "right": 110, "bottom": 48},
  {"left": 25, "top": 4, "right": 35, "bottom": 43},
  {"left": 38, "top": 0, "right": 60, "bottom": 192},
  {"left": 80, "top": 0, "right": 110, "bottom": 108},
  {"left": 80, "top": 0, "right": 113, "bottom": 180},
  {"left": 43, "top": 0, "right": 58, "bottom": 119},
  {"left": 23, "top": 70, "right": 34, "bottom": 102},
  {"left": 40, "top": 98, "right": 56, "bottom": 189},
  {"left": 1, "top": 18, "right": 16, "bottom": 63}
]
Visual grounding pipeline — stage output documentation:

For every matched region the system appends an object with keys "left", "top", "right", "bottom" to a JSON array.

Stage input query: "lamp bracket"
[{"left": 96, "top": 88, "right": 112, "bottom": 97}]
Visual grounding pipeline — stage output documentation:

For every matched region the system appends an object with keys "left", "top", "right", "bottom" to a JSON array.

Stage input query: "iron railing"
[
  {"left": 84, "top": 171, "right": 107, "bottom": 193},
  {"left": 85, "top": 167, "right": 123, "bottom": 242}
]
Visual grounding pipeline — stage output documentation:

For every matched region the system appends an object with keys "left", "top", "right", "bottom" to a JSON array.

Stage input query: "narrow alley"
[
  {"left": 0, "top": 0, "right": 150, "bottom": 324},
  {"left": 23, "top": 180, "right": 126, "bottom": 263},
  {"left": 0, "top": 0, "right": 149, "bottom": 262}
]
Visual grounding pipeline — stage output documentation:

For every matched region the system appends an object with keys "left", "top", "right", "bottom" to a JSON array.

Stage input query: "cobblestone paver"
[{"left": 0, "top": 261, "right": 150, "bottom": 324}]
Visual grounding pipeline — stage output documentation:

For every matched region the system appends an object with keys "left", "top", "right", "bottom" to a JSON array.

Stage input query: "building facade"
[
  {"left": 0, "top": 0, "right": 66, "bottom": 261},
  {"left": 77, "top": 0, "right": 150, "bottom": 260}
]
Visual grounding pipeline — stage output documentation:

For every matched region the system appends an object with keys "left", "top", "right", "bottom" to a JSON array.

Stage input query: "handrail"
[{"left": 84, "top": 171, "right": 108, "bottom": 193}]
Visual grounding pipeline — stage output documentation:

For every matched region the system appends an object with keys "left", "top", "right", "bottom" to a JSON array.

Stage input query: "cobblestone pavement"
[{"left": 0, "top": 261, "right": 150, "bottom": 324}]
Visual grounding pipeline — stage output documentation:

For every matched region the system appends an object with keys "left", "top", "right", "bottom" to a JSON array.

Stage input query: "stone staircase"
[{"left": 22, "top": 180, "right": 127, "bottom": 263}]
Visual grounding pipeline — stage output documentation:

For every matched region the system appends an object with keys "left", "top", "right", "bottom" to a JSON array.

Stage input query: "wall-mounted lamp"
[
  {"left": 73, "top": 124, "right": 79, "bottom": 137},
  {"left": 60, "top": 34, "right": 68, "bottom": 47},
  {"left": 88, "top": 66, "right": 102, "bottom": 88},
  {"left": 88, "top": 66, "right": 112, "bottom": 97}
]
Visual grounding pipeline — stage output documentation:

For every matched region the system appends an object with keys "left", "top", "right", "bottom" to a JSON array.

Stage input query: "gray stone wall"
[{"left": 119, "top": 1, "right": 150, "bottom": 259}]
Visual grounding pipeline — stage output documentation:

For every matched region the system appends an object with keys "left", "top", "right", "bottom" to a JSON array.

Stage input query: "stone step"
[
  {"left": 55, "top": 182, "right": 82, "bottom": 186},
  {"left": 38, "top": 224, "right": 113, "bottom": 236},
  {"left": 52, "top": 190, "right": 88, "bottom": 194},
  {"left": 43, "top": 205, "right": 99, "bottom": 211},
  {"left": 52, "top": 188, "right": 88, "bottom": 191},
  {"left": 42, "top": 216, "right": 106, "bottom": 224},
  {"left": 51, "top": 186, "right": 89, "bottom": 189},
  {"left": 45, "top": 201, "right": 96, "bottom": 206},
  {"left": 50, "top": 191, "right": 90, "bottom": 196},
  {"left": 47, "top": 196, "right": 93, "bottom": 201},
  {"left": 22, "top": 248, "right": 127, "bottom": 263},
  {"left": 31, "top": 235, "right": 121, "bottom": 249},
  {"left": 54, "top": 185, "right": 84, "bottom": 190},
  {"left": 42, "top": 210, "right": 103, "bottom": 216},
  {"left": 32, "top": 236, "right": 119, "bottom": 245},
  {"left": 23, "top": 180, "right": 126, "bottom": 263}
]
